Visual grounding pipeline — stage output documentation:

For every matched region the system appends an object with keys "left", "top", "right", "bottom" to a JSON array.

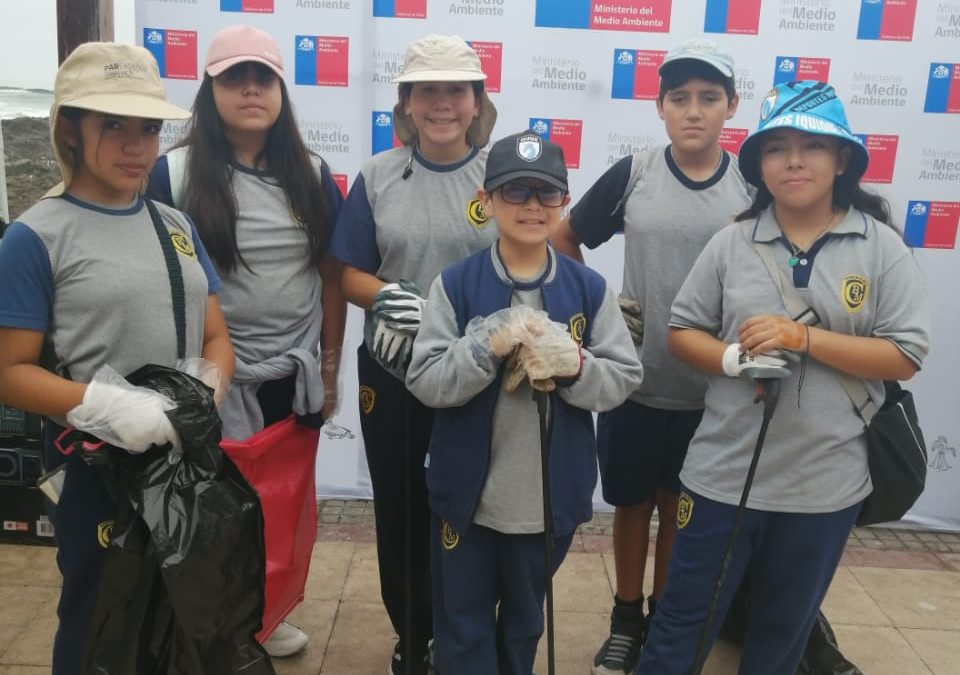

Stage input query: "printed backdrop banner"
[{"left": 136, "top": 0, "right": 960, "bottom": 531}]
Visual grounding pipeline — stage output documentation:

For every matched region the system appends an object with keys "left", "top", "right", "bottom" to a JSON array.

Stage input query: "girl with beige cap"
[
  {"left": 0, "top": 42, "right": 234, "bottom": 675},
  {"left": 146, "top": 24, "right": 345, "bottom": 658},
  {"left": 329, "top": 34, "right": 497, "bottom": 675}
]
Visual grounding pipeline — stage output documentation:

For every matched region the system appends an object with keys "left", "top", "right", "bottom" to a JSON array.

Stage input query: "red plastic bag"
[{"left": 221, "top": 416, "right": 320, "bottom": 642}]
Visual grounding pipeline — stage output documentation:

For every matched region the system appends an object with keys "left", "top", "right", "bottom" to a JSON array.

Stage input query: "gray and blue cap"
[{"left": 738, "top": 80, "right": 870, "bottom": 187}]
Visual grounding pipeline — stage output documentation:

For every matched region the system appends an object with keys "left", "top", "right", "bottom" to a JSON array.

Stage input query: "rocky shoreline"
[{"left": 2, "top": 117, "right": 60, "bottom": 220}]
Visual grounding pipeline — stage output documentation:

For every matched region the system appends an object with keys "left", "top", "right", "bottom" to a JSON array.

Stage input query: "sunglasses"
[
  {"left": 498, "top": 183, "right": 567, "bottom": 207},
  {"left": 217, "top": 62, "right": 278, "bottom": 87}
]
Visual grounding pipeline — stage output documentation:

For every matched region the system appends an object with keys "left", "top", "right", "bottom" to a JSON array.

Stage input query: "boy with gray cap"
[
  {"left": 552, "top": 40, "right": 751, "bottom": 675},
  {"left": 407, "top": 131, "right": 642, "bottom": 675}
]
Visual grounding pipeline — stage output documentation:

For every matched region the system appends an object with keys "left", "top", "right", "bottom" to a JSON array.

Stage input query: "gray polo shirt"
[
  {"left": 670, "top": 206, "right": 930, "bottom": 513},
  {"left": 570, "top": 146, "right": 753, "bottom": 411},
  {"left": 330, "top": 145, "right": 497, "bottom": 351}
]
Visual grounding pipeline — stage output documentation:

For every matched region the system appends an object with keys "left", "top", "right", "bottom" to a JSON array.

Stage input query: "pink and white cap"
[{"left": 204, "top": 25, "right": 284, "bottom": 78}]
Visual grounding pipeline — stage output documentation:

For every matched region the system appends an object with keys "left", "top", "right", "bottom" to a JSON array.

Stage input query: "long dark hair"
[
  {"left": 735, "top": 140, "right": 893, "bottom": 226},
  {"left": 176, "top": 75, "right": 334, "bottom": 273}
]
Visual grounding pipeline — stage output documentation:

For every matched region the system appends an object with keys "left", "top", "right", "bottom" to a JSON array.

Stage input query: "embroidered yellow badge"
[
  {"left": 359, "top": 386, "right": 376, "bottom": 415},
  {"left": 677, "top": 492, "right": 694, "bottom": 529},
  {"left": 170, "top": 232, "right": 196, "bottom": 258},
  {"left": 841, "top": 274, "right": 868, "bottom": 313},
  {"left": 466, "top": 199, "right": 489, "bottom": 229},
  {"left": 97, "top": 520, "right": 114, "bottom": 549},
  {"left": 569, "top": 313, "right": 586, "bottom": 345},
  {"left": 441, "top": 521, "right": 460, "bottom": 550}
]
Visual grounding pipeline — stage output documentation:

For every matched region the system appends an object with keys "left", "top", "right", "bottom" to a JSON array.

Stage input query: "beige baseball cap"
[
  {"left": 46, "top": 42, "right": 190, "bottom": 198},
  {"left": 392, "top": 35, "right": 498, "bottom": 147}
]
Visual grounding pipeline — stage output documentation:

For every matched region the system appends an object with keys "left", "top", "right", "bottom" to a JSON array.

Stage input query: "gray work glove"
[
  {"left": 618, "top": 295, "right": 644, "bottom": 346},
  {"left": 721, "top": 343, "right": 791, "bottom": 380}
]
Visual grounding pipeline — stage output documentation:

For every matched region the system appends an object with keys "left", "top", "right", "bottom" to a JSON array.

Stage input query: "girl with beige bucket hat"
[
  {"left": 0, "top": 42, "right": 235, "bottom": 675},
  {"left": 329, "top": 34, "right": 498, "bottom": 675}
]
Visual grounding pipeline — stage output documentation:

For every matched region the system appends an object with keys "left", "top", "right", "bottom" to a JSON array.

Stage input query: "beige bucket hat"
[
  {"left": 392, "top": 35, "right": 498, "bottom": 148},
  {"left": 46, "top": 42, "right": 190, "bottom": 197}
]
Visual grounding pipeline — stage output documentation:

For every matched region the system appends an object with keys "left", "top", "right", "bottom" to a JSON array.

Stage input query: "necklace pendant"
[{"left": 788, "top": 256, "right": 800, "bottom": 267}]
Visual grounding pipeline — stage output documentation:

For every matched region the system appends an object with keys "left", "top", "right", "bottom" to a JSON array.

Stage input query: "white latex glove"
[
  {"left": 66, "top": 365, "right": 182, "bottom": 453},
  {"left": 176, "top": 357, "right": 227, "bottom": 406},
  {"left": 721, "top": 343, "right": 791, "bottom": 380},
  {"left": 517, "top": 328, "right": 582, "bottom": 383},
  {"left": 372, "top": 279, "right": 426, "bottom": 332}
]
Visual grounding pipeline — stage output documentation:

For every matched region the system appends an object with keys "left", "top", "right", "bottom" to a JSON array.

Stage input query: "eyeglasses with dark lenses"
[
  {"left": 499, "top": 183, "right": 566, "bottom": 207},
  {"left": 218, "top": 62, "right": 278, "bottom": 87}
]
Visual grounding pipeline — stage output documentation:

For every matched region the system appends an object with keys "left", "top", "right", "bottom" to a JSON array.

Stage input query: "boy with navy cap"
[
  {"left": 407, "top": 131, "right": 643, "bottom": 675},
  {"left": 552, "top": 39, "right": 752, "bottom": 675}
]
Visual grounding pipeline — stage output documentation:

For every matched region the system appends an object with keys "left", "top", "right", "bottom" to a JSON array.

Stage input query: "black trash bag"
[
  {"left": 719, "top": 575, "right": 863, "bottom": 675},
  {"left": 65, "top": 364, "right": 275, "bottom": 675}
]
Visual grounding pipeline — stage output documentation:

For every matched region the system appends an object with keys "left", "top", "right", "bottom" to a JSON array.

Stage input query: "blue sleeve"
[
  {"left": 569, "top": 155, "right": 633, "bottom": 249},
  {"left": 186, "top": 218, "right": 222, "bottom": 294},
  {"left": 329, "top": 172, "right": 381, "bottom": 275},
  {"left": 146, "top": 155, "right": 175, "bottom": 207},
  {"left": 0, "top": 222, "right": 54, "bottom": 331},
  {"left": 319, "top": 159, "right": 345, "bottom": 213}
]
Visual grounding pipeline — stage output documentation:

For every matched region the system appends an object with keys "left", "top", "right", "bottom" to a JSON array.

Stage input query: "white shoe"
[{"left": 264, "top": 620, "right": 309, "bottom": 657}]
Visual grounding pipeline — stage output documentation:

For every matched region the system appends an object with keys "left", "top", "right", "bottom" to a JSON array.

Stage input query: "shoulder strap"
[
  {"left": 739, "top": 220, "right": 878, "bottom": 423},
  {"left": 609, "top": 152, "right": 645, "bottom": 219},
  {"left": 166, "top": 146, "right": 188, "bottom": 209},
  {"left": 145, "top": 199, "right": 187, "bottom": 360}
]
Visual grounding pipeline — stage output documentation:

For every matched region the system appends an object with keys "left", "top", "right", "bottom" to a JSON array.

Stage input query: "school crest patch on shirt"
[
  {"left": 466, "top": 199, "right": 489, "bottom": 230},
  {"left": 170, "top": 232, "right": 196, "bottom": 258},
  {"left": 841, "top": 274, "right": 868, "bottom": 313},
  {"left": 97, "top": 520, "right": 114, "bottom": 549},
  {"left": 569, "top": 313, "right": 586, "bottom": 345}
]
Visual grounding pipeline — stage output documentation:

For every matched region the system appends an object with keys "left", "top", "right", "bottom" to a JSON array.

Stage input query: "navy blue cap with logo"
[
  {"left": 484, "top": 131, "right": 569, "bottom": 192},
  {"left": 738, "top": 80, "right": 870, "bottom": 188}
]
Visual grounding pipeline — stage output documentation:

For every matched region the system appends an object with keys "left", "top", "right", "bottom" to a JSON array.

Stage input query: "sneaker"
[
  {"left": 263, "top": 620, "right": 309, "bottom": 657},
  {"left": 388, "top": 641, "right": 431, "bottom": 675},
  {"left": 592, "top": 600, "right": 646, "bottom": 675}
]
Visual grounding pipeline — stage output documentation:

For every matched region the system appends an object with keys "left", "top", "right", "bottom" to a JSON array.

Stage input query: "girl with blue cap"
[{"left": 636, "top": 80, "right": 931, "bottom": 674}]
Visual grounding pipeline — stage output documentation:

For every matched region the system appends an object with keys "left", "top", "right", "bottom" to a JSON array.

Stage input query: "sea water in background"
[{"left": 0, "top": 87, "right": 53, "bottom": 120}]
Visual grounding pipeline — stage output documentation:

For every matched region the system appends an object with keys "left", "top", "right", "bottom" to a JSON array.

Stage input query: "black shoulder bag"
[{"left": 743, "top": 222, "right": 927, "bottom": 526}]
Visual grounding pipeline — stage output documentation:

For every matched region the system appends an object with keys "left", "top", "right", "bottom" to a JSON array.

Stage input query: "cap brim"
[
  {"left": 393, "top": 69, "right": 487, "bottom": 83},
  {"left": 59, "top": 93, "right": 191, "bottom": 120},
  {"left": 739, "top": 127, "right": 870, "bottom": 187},
  {"left": 658, "top": 56, "right": 733, "bottom": 78},
  {"left": 393, "top": 90, "right": 497, "bottom": 147},
  {"left": 485, "top": 170, "right": 568, "bottom": 193},
  {"left": 206, "top": 55, "right": 284, "bottom": 79}
]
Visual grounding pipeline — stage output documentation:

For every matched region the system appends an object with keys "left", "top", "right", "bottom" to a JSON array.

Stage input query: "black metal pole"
[
  {"left": 689, "top": 378, "right": 781, "bottom": 675},
  {"left": 534, "top": 390, "right": 556, "bottom": 675}
]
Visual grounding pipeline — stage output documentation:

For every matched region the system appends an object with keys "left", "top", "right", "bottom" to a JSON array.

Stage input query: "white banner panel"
[{"left": 135, "top": 0, "right": 960, "bottom": 530}]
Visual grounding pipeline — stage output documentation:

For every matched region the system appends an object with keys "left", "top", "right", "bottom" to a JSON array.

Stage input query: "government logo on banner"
[
  {"left": 923, "top": 63, "right": 960, "bottom": 113},
  {"left": 469, "top": 41, "right": 503, "bottom": 92},
  {"left": 934, "top": 4, "right": 960, "bottom": 38},
  {"left": 904, "top": 201, "right": 960, "bottom": 250},
  {"left": 220, "top": 0, "right": 273, "bottom": 12},
  {"left": 371, "top": 112, "right": 402, "bottom": 155},
  {"left": 719, "top": 128, "right": 748, "bottom": 155},
  {"left": 143, "top": 29, "right": 197, "bottom": 80},
  {"left": 856, "top": 0, "right": 917, "bottom": 41},
  {"left": 529, "top": 118, "right": 583, "bottom": 169},
  {"left": 534, "top": 0, "right": 671, "bottom": 32},
  {"left": 373, "top": 0, "right": 427, "bottom": 18},
  {"left": 777, "top": 0, "right": 836, "bottom": 31},
  {"left": 855, "top": 134, "right": 898, "bottom": 183},
  {"left": 773, "top": 56, "right": 830, "bottom": 85},
  {"left": 611, "top": 49, "right": 666, "bottom": 100},
  {"left": 704, "top": 0, "right": 761, "bottom": 35},
  {"left": 295, "top": 36, "right": 349, "bottom": 87}
]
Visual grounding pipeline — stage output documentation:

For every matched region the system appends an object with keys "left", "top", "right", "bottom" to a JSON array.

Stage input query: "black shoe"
[
  {"left": 388, "top": 641, "right": 431, "bottom": 675},
  {"left": 592, "top": 599, "right": 646, "bottom": 675}
]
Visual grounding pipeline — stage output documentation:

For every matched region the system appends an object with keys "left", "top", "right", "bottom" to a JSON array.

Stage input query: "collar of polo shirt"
[{"left": 749, "top": 206, "right": 872, "bottom": 243}]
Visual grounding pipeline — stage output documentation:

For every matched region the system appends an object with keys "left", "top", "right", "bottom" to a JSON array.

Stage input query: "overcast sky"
[{"left": 0, "top": 0, "right": 136, "bottom": 89}]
